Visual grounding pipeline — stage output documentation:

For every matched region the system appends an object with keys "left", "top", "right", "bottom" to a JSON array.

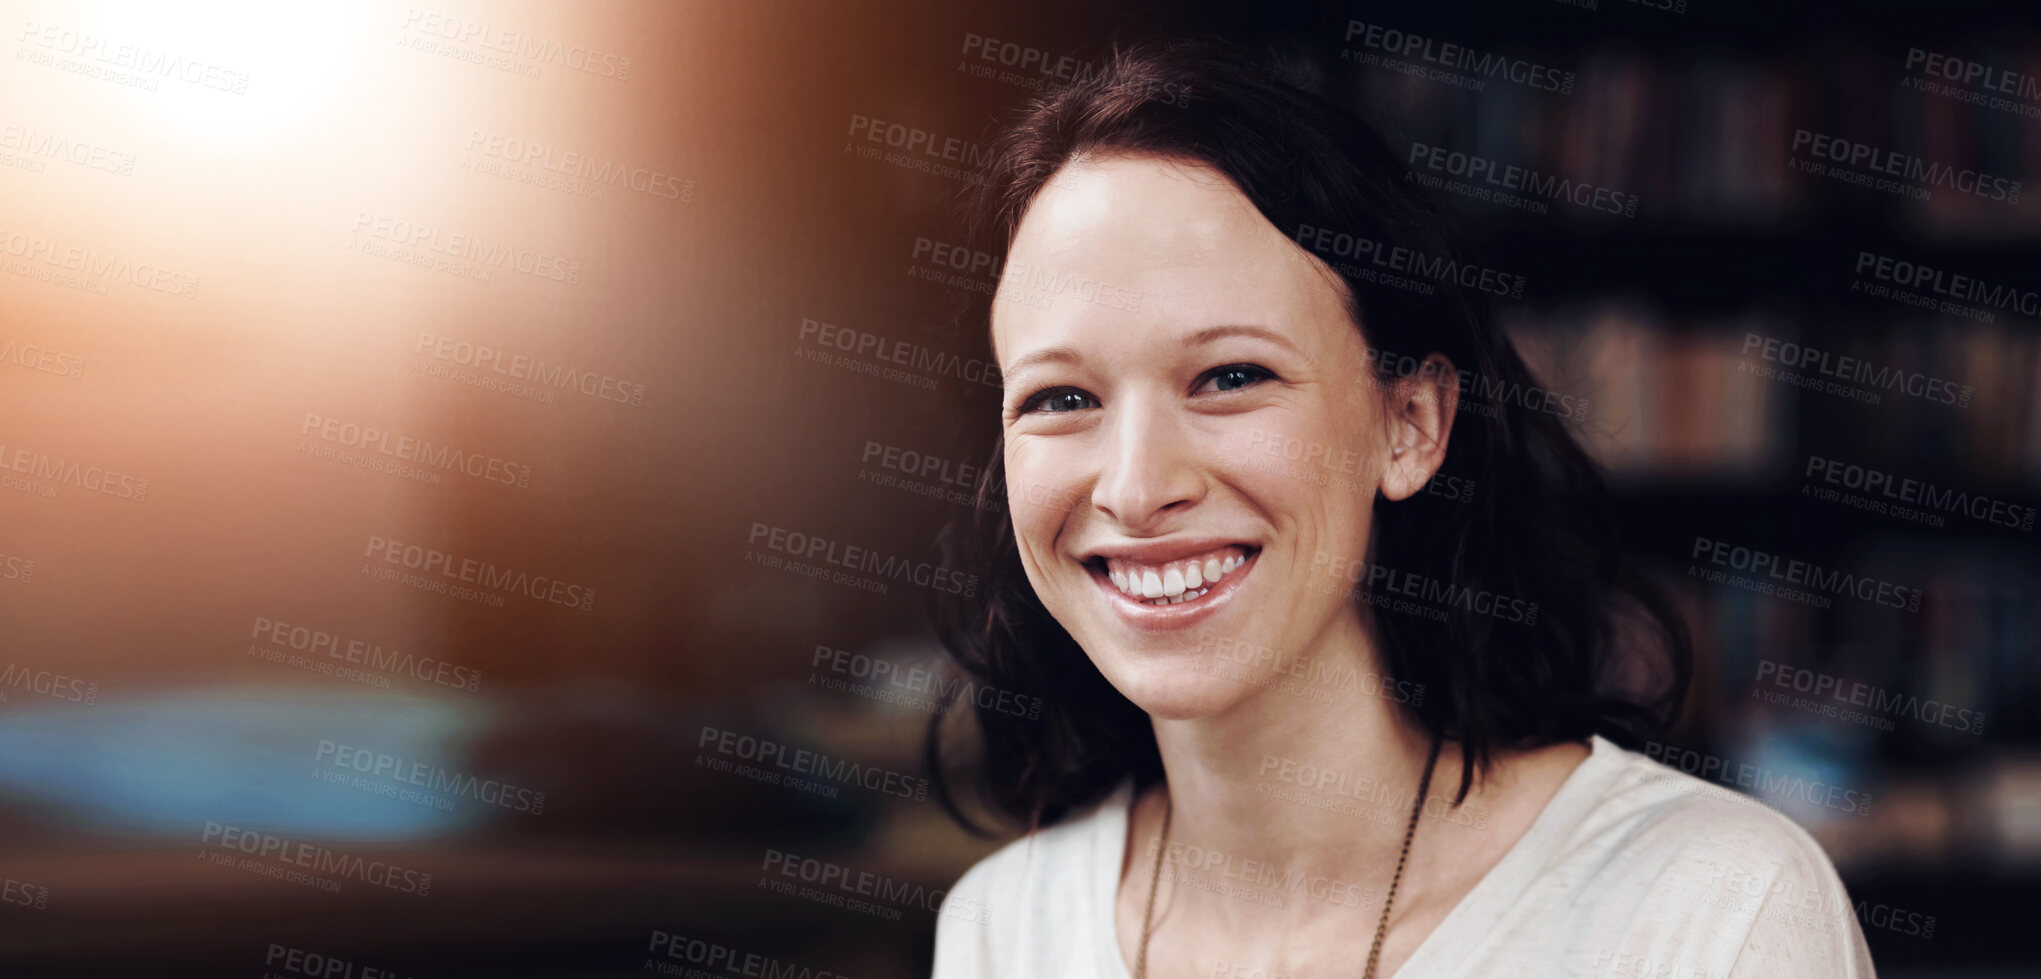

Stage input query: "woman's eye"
[
  {"left": 1199, "top": 364, "right": 1276, "bottom": 394},
  {"left": 1018, "top": 387, "right": 1098, "bottom": 414}
]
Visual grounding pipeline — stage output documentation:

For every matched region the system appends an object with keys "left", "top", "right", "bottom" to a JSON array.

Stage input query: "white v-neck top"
[{"left": 931, "top": 735, "right": 1877, "bottom": 978}]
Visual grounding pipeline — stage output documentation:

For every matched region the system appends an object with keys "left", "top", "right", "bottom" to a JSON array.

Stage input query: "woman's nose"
[{"left": 1089, "top": 396, "right": 1205, "bottom": 531}]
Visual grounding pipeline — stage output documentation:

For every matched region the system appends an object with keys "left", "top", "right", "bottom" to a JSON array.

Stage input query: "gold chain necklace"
[{"left": 1135, "top": 732, "right": 1443, "bottom": 979}]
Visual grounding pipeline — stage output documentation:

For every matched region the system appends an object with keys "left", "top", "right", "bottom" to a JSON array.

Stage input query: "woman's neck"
[{"left": 1143, "top": 610, "right": 1453, "bottom": 919}]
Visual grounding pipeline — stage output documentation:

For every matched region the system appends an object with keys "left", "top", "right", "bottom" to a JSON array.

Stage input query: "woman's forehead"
[
  {"left": 994, "top": 155, "right": 1350, "bottom": 363},
  {"left": 1012, "top": 154, "right": 1275, "bottom": 259}
]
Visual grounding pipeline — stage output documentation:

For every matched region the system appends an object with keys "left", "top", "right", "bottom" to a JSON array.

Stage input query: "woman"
[{"left": 924, "top": 37, "right": 1876, "bottom": 979}]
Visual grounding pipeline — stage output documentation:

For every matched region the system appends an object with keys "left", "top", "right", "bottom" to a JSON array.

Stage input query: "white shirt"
[{"left": 932, "top": 734, "right": 1878, "bottom": 978}]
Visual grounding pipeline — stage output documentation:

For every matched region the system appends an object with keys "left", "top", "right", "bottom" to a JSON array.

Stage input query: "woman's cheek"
[
  {"left": 1003, "top": 446, "right": 1055, "bottom": 510},
  {"left": 1003, "top": 447, "right": 1085, "bottom": 553}
]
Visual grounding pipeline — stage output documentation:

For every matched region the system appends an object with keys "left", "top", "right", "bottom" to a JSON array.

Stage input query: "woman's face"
[{"left": 991, "top": 152, "right": 1446, "bottom": 721}]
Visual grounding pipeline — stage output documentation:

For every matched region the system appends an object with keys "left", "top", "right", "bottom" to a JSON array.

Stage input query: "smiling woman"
[{"left": 922, "top": 36, "right": 1877, "bottom": 979}]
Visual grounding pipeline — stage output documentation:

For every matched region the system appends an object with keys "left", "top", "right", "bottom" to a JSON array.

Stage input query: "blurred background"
[{"left": 1, "top": 0, "right": 2037, "bottom": 976}]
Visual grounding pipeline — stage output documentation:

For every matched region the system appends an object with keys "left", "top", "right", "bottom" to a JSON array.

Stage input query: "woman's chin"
[{"left": 1108, "top": 662, "right": 1257, "bottom": 721}]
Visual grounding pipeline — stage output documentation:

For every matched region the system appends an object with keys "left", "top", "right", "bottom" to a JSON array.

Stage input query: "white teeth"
[{"left": 1098, "top": 546, "right": 1254, "bottom": 605}]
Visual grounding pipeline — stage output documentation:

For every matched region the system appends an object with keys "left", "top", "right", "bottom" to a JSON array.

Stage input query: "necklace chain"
[{"left": 1136, "top": 732, "right": 1443, "bottom": 979}]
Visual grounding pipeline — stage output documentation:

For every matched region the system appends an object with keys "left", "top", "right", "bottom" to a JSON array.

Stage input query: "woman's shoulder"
[
  {"left": 940, "top": 780, "right": 1130, "bottom": 907},
  {"left": 1532, "top": 736, "right": 1878, "bottom": 977},
  {"left": 932, "top": 782, "right": 1133, "bottom": 978},
  {"left": 1574, "top": 738, "right": 1848, "bottom": 875}
]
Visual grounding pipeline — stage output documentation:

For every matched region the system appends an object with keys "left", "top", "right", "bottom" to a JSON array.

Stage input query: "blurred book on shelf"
[
  {"left": 1508, "top": 305, "right": 2041, "bottom": 489},
  {"left": 1352, "top": 41, "right": 2039, "bottom": 234}
]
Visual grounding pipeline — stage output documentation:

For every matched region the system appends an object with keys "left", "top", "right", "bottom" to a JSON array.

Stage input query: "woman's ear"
[{"left": 1378, "top": 353, "right": 1458, "bottom": 501}]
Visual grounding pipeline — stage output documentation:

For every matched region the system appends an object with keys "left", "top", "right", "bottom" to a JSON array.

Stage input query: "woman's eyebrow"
[
  {"left": 1185, "top": 324, "right": 1301, "bottom": 354},
  {"left": 1005, "top": 325, "right": 1297, "bottom": 378},
  {"left": 1004, "top": 346, "right": 1081, "bottom": 377}
]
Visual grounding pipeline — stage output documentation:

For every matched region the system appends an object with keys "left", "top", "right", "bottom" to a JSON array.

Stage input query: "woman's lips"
[{"left": 1083, "top": 545, "right": 1260, "bottom": 630}]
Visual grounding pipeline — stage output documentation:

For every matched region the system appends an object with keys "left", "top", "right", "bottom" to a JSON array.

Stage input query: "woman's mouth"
[{"left": 1081, "top": 544, "right": 1261, "bottom": 628}]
